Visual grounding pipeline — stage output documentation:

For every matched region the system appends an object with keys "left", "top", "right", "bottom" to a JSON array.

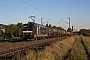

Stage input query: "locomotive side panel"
[{"left": 31, "top": 24, "right": 48, "bottom": 39}]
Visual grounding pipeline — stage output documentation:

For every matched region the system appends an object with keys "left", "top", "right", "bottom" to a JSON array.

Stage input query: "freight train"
[{"left": 22, "top": 22, "right": 69, "bottom": 41}]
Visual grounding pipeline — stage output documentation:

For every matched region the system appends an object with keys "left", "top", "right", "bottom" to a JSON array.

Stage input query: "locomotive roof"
[
  {"left": 23, "top": 22, "right": 46, "bottom": 27},
  {"left": 34, "top": 23, "right": 46, "bottom": 27}
]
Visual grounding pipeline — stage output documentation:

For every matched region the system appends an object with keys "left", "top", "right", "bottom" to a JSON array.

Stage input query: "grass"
[
  {"left": 66, "top": 36, "right": 87, "bottom": 60},
  {"left": 36, "top": 37, "right": 75, "bottom": 60},
  {"left": 81, "top": 36, "right": 90, "bottom": 55}
]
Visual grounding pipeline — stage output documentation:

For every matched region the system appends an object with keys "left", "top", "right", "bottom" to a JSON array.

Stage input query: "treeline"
[
  {"left": 0, "top": 22, "right": 72, "bottom": 39},
  {"left": 0, "top": 27, "right": 4, "bottom": 37},
  {"left": 46, "top": 24, "right": 66, "bottom": 31},
  {"left": 0, "top": 23, "right": 22, "bottom": 39},
  {"left": 79, "top": 29, "right": 90, "bottom": 36}
]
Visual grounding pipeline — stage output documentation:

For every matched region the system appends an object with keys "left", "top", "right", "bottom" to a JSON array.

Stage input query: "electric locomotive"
[{"left": 22, "top": 22, "right": 48, "bottom": 41}]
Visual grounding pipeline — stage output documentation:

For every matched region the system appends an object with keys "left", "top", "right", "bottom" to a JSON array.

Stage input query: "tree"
[
  {"left": 67, "top": 28, "right": 72, "bottom": 32},
  {"left": 13, "top": 25, "right": 18, "bottom": 37},
  {"left": 57, "top": 26, "right": 65, "bottom": 30},
  {"left": 4, "top": 23, "right": 22, "bottom": 39},
  {"left": 46, "top": 24, "right": 48, "bottom": 27},
  {"left": 0, "top": 27, "right": 4, "bottom": 37},
  {"left": 0, "top": 27, "right": 2, "bottom": 37},
  {"left": 53, "top": 26, "right": 56, "bottom": 28},
  {"left": 49, "top": 24, "right": 51, "bottom": 27},
  {"left": 17, "top": 23, "right": 22, "bottom": 37},
  {"left": 5, "top": 25, "right": 12, "bottom": 38},
  {"left": 79, "top": 29, "right": 88, "bottom": 36}
]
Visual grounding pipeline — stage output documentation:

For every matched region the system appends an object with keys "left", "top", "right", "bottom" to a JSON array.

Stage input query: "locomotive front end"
[{"left": 22, "top": 22, "right": 34, "bottom": 40}]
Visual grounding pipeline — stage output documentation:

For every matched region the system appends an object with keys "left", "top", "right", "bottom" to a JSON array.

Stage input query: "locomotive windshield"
[{"left": 23, "top": 24, "right": 33, "bottom": 31}]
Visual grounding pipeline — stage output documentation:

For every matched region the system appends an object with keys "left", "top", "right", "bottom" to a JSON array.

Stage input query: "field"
[
  {"left": 80, "top": 36, "right": 90, "bottom": 58},
  {"left": 36, "top": 35, "right": 90, "bottom": 60},
  {"left": 66, "top": 36, "right": 87, "bottom": 60}
]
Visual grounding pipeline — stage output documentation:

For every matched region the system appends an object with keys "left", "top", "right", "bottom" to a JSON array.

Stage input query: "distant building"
[{"left": 0, "top": 24, "right": 6, "bottom": 33}]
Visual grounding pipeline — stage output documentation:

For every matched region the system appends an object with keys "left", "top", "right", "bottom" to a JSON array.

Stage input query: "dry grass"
[
  {"left": 36, "top": 37, "right": 75, "bottom": 60},
  {"left": 81, "top": 36, "right": 90, "bottom": 55},
  {"left": 66, "top": 36, "right": 87, "bottom": 60}
]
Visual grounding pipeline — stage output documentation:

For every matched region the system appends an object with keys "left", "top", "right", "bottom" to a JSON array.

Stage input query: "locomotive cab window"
[{"left": 23, "top": 24, "right": 33, "bottom": 31}]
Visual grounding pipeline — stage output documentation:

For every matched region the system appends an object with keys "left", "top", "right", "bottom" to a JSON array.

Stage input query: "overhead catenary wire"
[
  {"left": 1, "top": 0, "right": 57, "bottom": 25},
  {"left": 0, "top": 1, "right": 40, "bottom": 21},
  {"left": 0, "top": 3, "right": 29, "bottom": 16},
  {"left": 26, "top": 0, "right": 51, "bottom": 18},
  {"left": 60, "top": 19, "right": 69, "bottom": 24},
  {"left": 21, "top": 0, "right": 50, "bottom": 18},
  {"left": 0, "top": 3, "right": 45, "bottom": 23},
  {"left": 0, "top": 0, "right": 59, "bottom": 26},
  {"left": 20, "top": 0, "right": 58, "bottom": 23},
  {"left": 26, "top": 1, "right": 56, "bottom": 24},
  {"left": 0, "top": 0, "right": 34, "bottom": 15}
]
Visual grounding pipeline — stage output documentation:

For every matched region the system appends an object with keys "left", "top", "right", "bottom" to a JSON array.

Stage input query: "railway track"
[{"left": 0, "top": 36, "right": 69, "bottom": 57}]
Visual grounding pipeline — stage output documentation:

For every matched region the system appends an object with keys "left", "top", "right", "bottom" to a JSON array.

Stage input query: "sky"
[{"left": 0, "top": 0, "right": 90, "bottom": 31}]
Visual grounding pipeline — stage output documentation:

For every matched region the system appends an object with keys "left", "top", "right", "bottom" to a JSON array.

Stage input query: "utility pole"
[
  {"left": 41, "top": 18, "right": 44, "bottom": 25},
  {"left": 67, "top": 18, "right": 70, "bottom": 28}
]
